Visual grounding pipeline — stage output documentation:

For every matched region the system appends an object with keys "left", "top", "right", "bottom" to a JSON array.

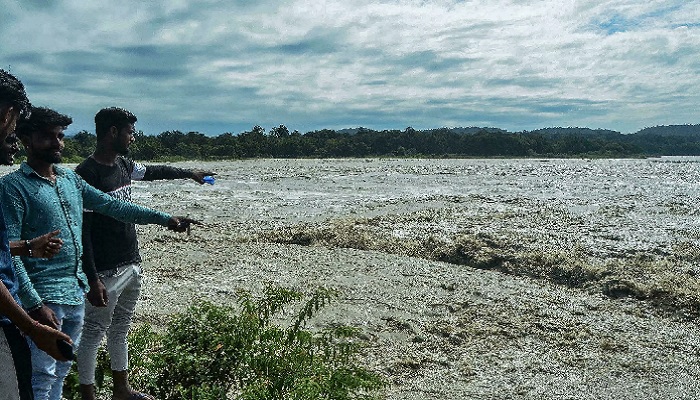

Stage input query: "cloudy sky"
[{"left": 1, "top": 0, "right": 698, "bottom": 136}]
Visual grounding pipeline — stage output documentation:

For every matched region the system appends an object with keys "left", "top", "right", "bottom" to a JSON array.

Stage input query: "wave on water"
[{"left": 260, "top": 213, "right": 700, "bottom": 320}]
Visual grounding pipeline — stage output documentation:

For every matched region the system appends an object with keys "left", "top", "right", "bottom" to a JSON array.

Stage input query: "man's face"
[
  {"left": 26, "top": 125, "right": 65, "bottom": 164},
  {"left": 114, "top": 123, "right": 136, "bottom": 155},
  {"left": 0, "top": 109, "right": 20, "bottom": 165}
]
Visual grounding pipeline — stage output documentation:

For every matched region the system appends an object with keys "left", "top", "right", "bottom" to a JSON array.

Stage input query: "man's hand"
[
  {"left": 167, "top": 216, "right": 202, "bottom": 233},
  {"left": 86, "top": 279, "right": 108, "bottom": 307},
  {"left": 29, "top": 305, "right": 59, "bottom": 330},
  {"left": 26, "top": 322, "right": 73, "bottom": 362},
  {"left": 30, "top": 230, "right": 63, "bottom": 259},
  {"left": 190, "top": 170, "right": 216, "bottom": 185}
]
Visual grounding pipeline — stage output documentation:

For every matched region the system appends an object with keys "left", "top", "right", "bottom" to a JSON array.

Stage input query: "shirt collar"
[{"left": 19, "top": 162, "right": 63, "bottom": 178}]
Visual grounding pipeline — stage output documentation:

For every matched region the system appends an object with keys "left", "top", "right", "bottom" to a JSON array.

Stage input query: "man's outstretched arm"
[
  {"left": 80, "top": 174, "right": 201, "bottom": 231},
  {"left": 139, "top": 163, "right": 216, "bottom": 185}
]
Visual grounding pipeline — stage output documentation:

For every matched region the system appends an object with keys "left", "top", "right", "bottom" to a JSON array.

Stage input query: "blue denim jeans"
[{"left": 29, "top": 302, "right": 84, "bottom": 400}]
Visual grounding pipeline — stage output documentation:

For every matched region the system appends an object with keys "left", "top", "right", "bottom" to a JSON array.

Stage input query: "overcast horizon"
[{"left": 2, "top": 1, "right": 699, "bottom": 136}]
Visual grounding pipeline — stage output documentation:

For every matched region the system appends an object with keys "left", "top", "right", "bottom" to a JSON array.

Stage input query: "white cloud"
[{"left": 0, "top": 0, "right": 697, "bottom": 134}]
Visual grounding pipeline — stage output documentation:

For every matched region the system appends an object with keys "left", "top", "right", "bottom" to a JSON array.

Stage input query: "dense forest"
[{"left": 56, "top": 124, "right": 700, "bottom": 162}]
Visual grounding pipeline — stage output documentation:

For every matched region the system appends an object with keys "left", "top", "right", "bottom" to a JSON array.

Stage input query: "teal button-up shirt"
[{"left": 0, "top": 162, "right": 172, "bottom": 310}]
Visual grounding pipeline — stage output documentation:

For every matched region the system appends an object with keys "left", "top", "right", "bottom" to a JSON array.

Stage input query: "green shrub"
[{"left": 64, "top": 286, "right": 385, "bottom": 400}]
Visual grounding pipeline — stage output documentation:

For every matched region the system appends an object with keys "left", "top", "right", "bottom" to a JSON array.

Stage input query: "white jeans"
[
  {"left": 0, "top": 327, "right": 20, "bottom": 400},
  {"left": 76, "top": 264, "right": 142, "bottom": 385}
]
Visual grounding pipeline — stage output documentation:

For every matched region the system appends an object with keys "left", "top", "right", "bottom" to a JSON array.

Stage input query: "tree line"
[{"left": 55, "top": 124, "right": 700, "bottom": 162}]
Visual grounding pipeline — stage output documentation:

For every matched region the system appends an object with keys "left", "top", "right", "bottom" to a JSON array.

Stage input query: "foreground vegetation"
[
  {"left": 63, "top": 286, "right": 386, "bottom": 400},
  {"left": 55, "top": 124, "right": 700, "bottom": 162}
]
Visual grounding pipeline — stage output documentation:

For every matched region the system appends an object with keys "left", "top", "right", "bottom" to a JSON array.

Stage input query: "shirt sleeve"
[
  {"left": 75, "top": 164, "right": 99, "bottom": 281},
  {"left": 131, "top": 161, "right": 147, "bottom": 181},
  {"left": 0, "top": 182, "right": 43, "bottom": 309},
  {"left": 143, "top": 164, "right": 194, "bottom": 181},
  {"left": 77, "top": 175, "right": 172, "bottom": 226},
  {"left": 80, "top": 211, "right": 98, "bottom": 282}
]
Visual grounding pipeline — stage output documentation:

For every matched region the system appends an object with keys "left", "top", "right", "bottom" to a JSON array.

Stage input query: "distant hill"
[
  {"left": 335, "top": 126, "right": 508, "bottom": 135},
  {"left": 422, "top": 126, "right": 508, "bottom": 135},
  {"left": 525, "top": 127, "right": 621, "bottom": 136},
  {"left": 335, "top": 126, "right": 700, "bottom": 137},
  {"left": 335, "top": 128, "right": 361, "bottom": 135},
  {"left": 634, "top": 124, "right": 700, "bottom": 137}
]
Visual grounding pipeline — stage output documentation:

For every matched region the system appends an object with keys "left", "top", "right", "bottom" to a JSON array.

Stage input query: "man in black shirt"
[{"left": 75, "top": 107, "right": 215, "bottom": 400}]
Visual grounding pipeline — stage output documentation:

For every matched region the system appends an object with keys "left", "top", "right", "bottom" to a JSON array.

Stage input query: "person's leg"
[
  {"left": 48, "top": 303, "right": 84, "bottom": 400},
  {"left": 0, "top": 325, "right": 22, "bottom": 400},
  {"left": 29, "top": 303, "right": 84, "bottom": 400},
  {"left": 28, "top": 304, "right": 64, "bottom": 400},
  {"left": 76, "top": 276, "right": 121, "bottom": 400},
  {"left": 106, "top": 265, "right": 151, "bottom": 400}
]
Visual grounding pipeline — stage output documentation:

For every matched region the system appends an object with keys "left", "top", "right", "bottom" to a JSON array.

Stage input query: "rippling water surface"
[
  {"left": 120, "top": 158, "right": 699, "bottom": 254},
  {"left": 4, "top": 157, "right": 699, "bottom": 258}
]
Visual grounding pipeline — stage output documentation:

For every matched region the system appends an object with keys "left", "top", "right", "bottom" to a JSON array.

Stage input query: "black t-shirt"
[
  {"left": 75, "top": 156, "right": 192, "bottom": 281},
  {"left": 76, "top": 156, "right": 142, "bottom": 280}
]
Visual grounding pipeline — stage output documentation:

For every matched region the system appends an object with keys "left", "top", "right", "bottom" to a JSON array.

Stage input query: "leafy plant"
[{"left": 64, "top": 286, "right": 385, "bottom": 400}]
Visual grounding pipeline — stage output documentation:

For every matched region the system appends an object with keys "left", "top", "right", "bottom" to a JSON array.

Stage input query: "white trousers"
[{"left": 76, "top": 264, "right": 142, "bottom": 385}]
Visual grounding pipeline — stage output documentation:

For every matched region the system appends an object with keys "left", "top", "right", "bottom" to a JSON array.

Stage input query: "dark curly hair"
[
  {"left": 15, "top": 106, "right": 72, "bottom": 138},
  {"left": 0, "top": 69, "right": 32, "bottom": 119},
  {"left": 95, "top": 107, "right": 137, "bottom": 139}
]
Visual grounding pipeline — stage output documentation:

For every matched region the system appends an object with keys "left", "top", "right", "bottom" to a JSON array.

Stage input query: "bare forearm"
[
  {"left": 0, "top": 284, "right": 38, "bottom": 334},
  {"left": 1, "top": 285, "right": 71, "bottom": 360}
]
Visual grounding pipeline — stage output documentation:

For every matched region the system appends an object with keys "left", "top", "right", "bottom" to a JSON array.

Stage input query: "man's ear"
[{"left": 109, "top": 125, "right": 119, "bottom": 138}]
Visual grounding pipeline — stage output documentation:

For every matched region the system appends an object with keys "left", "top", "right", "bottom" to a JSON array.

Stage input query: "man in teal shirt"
[
  {"left": 0, "top": 69, "right": 73, "bottom": 400},
  {"left": 0, "top": 106, "right": 197, "bottom": 400}
]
